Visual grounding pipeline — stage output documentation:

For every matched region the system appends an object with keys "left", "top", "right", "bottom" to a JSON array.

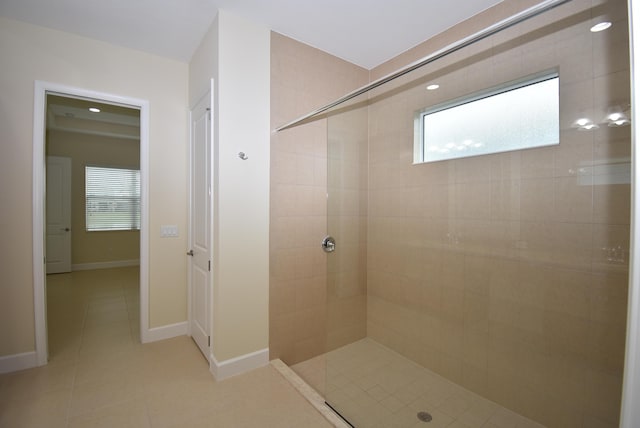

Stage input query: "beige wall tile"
[
  {"left": 593, "top": 183, "right": 631, "bottom": 224},
  {"left": 271, "top": 30, "right": 368, "bottom": 363},
  {"left": 554, "top": 176, "right": 594, "bottom": 223},
  {"left": 520, "top": 178, "right": 556, "bottom": 221}
]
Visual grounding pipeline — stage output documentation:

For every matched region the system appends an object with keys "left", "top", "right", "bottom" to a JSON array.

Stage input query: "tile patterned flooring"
[
  {"left": 293, "top": 339, "right": 546, "bottom": 428},
  {"left": 0, "top": 267, "right": 331, "bottom": 428}
]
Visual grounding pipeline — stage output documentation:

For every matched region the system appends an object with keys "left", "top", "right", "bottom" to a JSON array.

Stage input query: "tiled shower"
[{"left": 270, "top": 0, "right": 630, "bottom": 426}]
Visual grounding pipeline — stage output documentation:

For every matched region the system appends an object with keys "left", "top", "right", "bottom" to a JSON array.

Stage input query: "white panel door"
[
  {"left": 189, "top": 89, "right": 213, "bottom": 359},
  {"left": 46, "top": 156, "right": 72, "bottom": 274}
]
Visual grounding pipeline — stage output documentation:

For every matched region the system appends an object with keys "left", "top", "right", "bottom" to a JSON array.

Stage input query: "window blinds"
[{"left": 85, "top": 166, "right": 140, "bottom": 231}]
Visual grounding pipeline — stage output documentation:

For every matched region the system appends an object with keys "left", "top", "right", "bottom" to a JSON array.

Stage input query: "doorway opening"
[
  {"left": 45, "top": 94, "right": 142, "bottom": 360},
  {"left": 33, "top": 81, "right": 150, "bottom": 365}
]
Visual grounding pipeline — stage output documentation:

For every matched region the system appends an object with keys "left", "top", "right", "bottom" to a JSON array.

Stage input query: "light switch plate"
[{"left": 160, "top": 225, "right": 178, "bottom": 237}]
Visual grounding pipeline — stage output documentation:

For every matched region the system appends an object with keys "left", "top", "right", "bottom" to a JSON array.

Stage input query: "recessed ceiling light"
[
  {"left": 578, "top": 123, "right": 599, "bottom": 131},
  {"left": 89, "top": 107, "right": 101, "bottom": 113},
  {"left": 609, "top": 119, "right": 630, "bottom": 127},
  {"left": 426, "top": 84, "right": 440, "bottom": 91},
  {"left": 607, "top": 112, "right": 623, "bottom": 121},
  {"left": 590, "top": 22, "right": 612, "bottom": 32},
  {"left": 575, "top": 118, "right": 590, "bottom": 126}
]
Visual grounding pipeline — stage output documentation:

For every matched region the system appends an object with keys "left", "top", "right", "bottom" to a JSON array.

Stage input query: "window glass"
[{"left": 415, "top": 72, "right": 559, "bottom": 163}]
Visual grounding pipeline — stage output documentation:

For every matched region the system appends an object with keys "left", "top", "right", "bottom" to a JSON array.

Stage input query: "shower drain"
[{"left": 417, "top": 411, "right": 433, "bottom": 422}]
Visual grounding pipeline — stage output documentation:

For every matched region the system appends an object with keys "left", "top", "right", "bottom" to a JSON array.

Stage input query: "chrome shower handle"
[{"left": 321, "top": 236, "right": 336, "bottom": 253}]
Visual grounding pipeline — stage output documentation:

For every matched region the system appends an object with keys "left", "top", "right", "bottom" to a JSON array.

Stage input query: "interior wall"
[
  {"left": 364, "top": 0, "right": 629, "bottom": 426},
  {"left": 0, "top": 16, "right": 189, "bottom": 357},
  {"left": 215, "top": 10, "right": 271, "bottom": 361},
  {"left": 46, "top": 130, "right": 140, "bottom": 266},
  {"left": 269, "top": 32, "right": 369, "bottom": 364},
  {"left": 189, "top": 10, "right": 271, "bottom": 363},
  {"left": 188, "top": 15, "right": 218, "bottom": 108}
]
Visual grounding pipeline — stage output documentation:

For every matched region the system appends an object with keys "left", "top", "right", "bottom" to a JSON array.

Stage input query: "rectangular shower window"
[{"left": 414, "top": 71, "right": 559, "bottom": 163}]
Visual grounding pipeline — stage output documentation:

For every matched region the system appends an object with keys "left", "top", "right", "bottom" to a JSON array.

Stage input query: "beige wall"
[
  {"left": 189, "top": 16, "right": 218, "bottom": 108},
  {"left": 0, "top": 16, "right": 189, "bottom": 356},
  {"left": 364, "top": 0, "right": 629, "bottom": 426},
  {"left": 269, "top": 33, "right": 369, "bottom": 364},
  {"left": 189, "top": 10, "right": 271, "bottom": 362},
  {"left": 47, "top": 130, "right": 140, "bottom": 266}
]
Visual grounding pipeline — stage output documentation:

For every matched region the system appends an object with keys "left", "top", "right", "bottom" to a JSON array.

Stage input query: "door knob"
[
  {"left": 61, "top": 227, "right": 70, "bottom": 232},
  {"left": 186, "top": 250, "right": 194, "bottom": 256}
]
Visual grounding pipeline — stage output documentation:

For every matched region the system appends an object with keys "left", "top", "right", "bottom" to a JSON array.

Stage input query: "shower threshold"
[{"left": 271, "top": 359, "right": 352, "bottom": 428}]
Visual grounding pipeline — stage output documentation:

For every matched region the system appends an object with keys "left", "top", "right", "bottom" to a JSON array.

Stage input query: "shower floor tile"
[{"left": 292, "top": 338, "right": 545, "bottom": 428}]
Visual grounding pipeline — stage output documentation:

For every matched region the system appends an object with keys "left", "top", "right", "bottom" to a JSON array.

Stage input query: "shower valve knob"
[{"left": 321, "top": 236, "right": 336, "bottom": 253}]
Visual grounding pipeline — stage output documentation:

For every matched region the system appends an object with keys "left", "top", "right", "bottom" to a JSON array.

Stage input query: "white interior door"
[
  {"left": 46, "top": 156, "right": 72, "bottom": 274},
  {"left": 189, "top": 89, "right": 213, "bottom": 359}
]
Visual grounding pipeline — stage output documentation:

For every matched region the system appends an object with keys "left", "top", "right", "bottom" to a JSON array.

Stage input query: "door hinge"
[
  {"left": 208, "top": 336, "right": 210, "bottom": 347},
  {"left": 208, "top": 260, "right": 211, "bottom": 271}
]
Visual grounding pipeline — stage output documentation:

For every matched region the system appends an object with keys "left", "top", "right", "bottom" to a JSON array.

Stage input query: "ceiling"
[
  {"left": 47, "top": 95, "right": 140, "bottom": 140},
  {"left": 0, "top": 0, "right": 503, "bottom": 69}
]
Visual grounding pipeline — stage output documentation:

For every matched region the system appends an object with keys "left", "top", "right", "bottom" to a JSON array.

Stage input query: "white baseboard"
[
  {"left": 72, "top": 259, "right": 140, "bottom": 271},
  {"left": 142, "top": 321, "right": 188, "bottom": 343},
  {"left": 210, "top": 348, "right": 269, "bottom": 381},
  {"left": 0, "top": 351, "right": 38, "bottom": 374}
]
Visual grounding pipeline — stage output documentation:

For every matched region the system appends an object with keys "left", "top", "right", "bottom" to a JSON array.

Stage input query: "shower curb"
[{"left": 270, "top": 359, "right": 351, "bottom": 428}]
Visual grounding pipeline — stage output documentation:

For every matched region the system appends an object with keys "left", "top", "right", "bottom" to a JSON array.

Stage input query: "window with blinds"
[{"left": 85, "top": 166, "right": 140, "bottom": 231}]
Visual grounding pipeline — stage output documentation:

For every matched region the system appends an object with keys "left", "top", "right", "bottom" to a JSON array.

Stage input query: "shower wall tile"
[
  {"left": 520, "top": 178, "right": 556, "bottom": 221},
  {"left": 593, "top": 184, "right": 631, "bottom": 224},
  {"left": 366, "top": 0, "right": 629, "bottom": 426},
  {"left": 585, "top": 368, "right": 624, "bottom": 425},
  {"left": 455, "top": 182, "right": 492, "bottom": 220},
  {"left": 590, "top": 271, "right": 629, "bottom": 327},
  {"left": 543, "top": 269, "right": 591, "bottom": 319},
  {"left": 588, "top": 319, "right": 627, "bottom": 374},
  {"left": 561, "top": 82, "right": 597, "bottom": 129},
  {"left": 554, "top": 133, "right": 594, "bottom": 178},
  {"left": 592, "top": 23, "right": 631, "bottom": 78},
  {"left": 556, "top": 34, "right": 594, "bottom": 84},
  {"left": 454, "top": 156, "right": 494, "bottom": 183},
  {"left": 554, "top": 176, "right": 594, "bottom": 223},
  {"left": 595, "top": 132, "right": 631, "bottom": 160},
  {"left": 491, "top": 180, "right": 521, "bottom": 220},
  {"left": 553, "top": 222, "right": 594, "bottom": 269},
  {"left": 270, "top": 32, "right": 369, "bottom": 365}
]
